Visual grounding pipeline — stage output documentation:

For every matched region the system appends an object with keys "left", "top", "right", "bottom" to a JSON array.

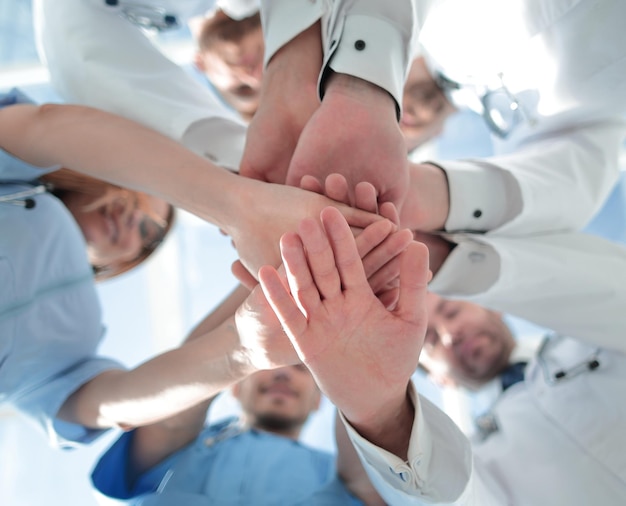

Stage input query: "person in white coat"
[
  {"left": 239, "top": 0, "right": 422, "bottom": 210},
  {"left": 35, "top": 0, "right": 422, "bottom": 212},
  {"left": 400, "top": 0, "right": 626, "bottom": 238},
  {"left": 34, "top": 0, "right": 258, "bottom": 172},
  {"left": 260, "top": 209, "right": 626, "bottom": 505}
]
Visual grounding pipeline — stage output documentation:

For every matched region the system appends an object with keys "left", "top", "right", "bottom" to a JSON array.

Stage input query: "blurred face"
[
  {"left": 422, "top": 293, "right": 516, "bottom": 386},
  {"left": 233, "top": 365, "right": 321, "bottom": 438},
  {"left": 197, "top": 26, "right": 264, "bottom": 121},
  {"left": 401, "top": 56, "right": 456, "bottom": 152},
  {"left": 63, "top": 192, "right": 170, "bottom": 269}
]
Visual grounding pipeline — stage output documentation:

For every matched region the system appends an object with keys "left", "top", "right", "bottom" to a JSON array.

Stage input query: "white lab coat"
[
  {"left": 34, "top": 0, "right": 419, "bottom": 169},
  {"left": 34, "top": 0, "right": 257, "bottom": 171},
  {"left": 261, "top": 0, "right": 420, "bottom": 112},
  {"left": 343, "top": 231, "right": 626, "bottom": 505},
  {"left": 418, "top": 0, "right": 626, "bottom": 235}
]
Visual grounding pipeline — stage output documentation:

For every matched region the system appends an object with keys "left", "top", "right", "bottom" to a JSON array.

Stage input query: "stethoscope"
[
  {"left": 0, "top": 183, "right": 48, "bottom": 210},
  {"left": 474, "top": 334, "right": 602, "bottom": 441},
  {"left": 434, "top": 70, "right": 537, "bottom": 139},
  {"left": 104, "top": 0, "right": 179, "bottom": 31},
  {"left": 536, "top": 334, "right": 602, "bottom": 385}
]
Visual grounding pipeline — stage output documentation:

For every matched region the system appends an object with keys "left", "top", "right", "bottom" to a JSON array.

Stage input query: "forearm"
[
  {"left": 186, "top": 285, "right": 250, "bottom": 342},
  {"left": 344, "top": 384, "right": 414, "bottom": 462},
  {"left": 400, "top": 162, "right": 450, "bottom": 231},
  {"left": 58, "top": 316, "right": 256, "bottom": 430},
  {"left": 158, "top": 287, "right": 252, "bottom": 429},
  {"left": 0, "top": 103, "right": 251, "bottom": 232},
  {"left": 434, "top": 119, "right": 624, "bottom": 235},
  {"left": 335, "top": 412, "right": 386, "bottom": 506}
]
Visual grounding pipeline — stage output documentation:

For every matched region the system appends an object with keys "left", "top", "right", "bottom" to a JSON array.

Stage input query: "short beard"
[{"left": 254, "top": 413, "right": 304, "bottom": 435}]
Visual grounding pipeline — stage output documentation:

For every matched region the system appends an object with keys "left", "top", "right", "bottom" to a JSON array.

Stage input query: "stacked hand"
[
  {"left": 239, "top": 23, "right": 409, "bottom": 211},
  {"left": 235, "top": 210, "right": 415, "bottom": 372},
  {"left": 256, "top": 207, "right": 429, "bottom": 430}
]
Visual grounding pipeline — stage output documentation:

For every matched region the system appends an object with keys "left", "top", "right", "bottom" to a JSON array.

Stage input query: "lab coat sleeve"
[
  {"left": 261, "top": 0, "right": 418, "bottom": 115},
  {"left": 322, "top": 0, "right": 417, "bottom": 115},
  {"left": 339, "top": 383, "right": 505, "bottom": 505},
  {"left": 260, "top": 0, "right": 327, "bottom": 67},
  {"left": 218, "top": 0, "right": 260, "bottom": 20},
  {"left": 33, "top": 0, "right": 247, "bottom": 171},
  {"left": 429, "top": 231, "right": 626, "bottom": 353},
  {"left": 434, "top": 119, "right": 625, "bottom": 234}
]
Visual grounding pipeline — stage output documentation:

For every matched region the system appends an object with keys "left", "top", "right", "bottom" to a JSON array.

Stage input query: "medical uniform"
[
  {"left": 35, "top": 0, "right": 420, "bottom": 164},
  {"left": 430, "top": 231, "right": 626, "bottom": 346},
  {"left": 261, "top": 0, "right": 421, "bottom": 116},
  {"left": 0, "top": 89, "right": 123, "bottom": 448},
  {"left": 338, "top": 230, "right": 626, "bottom": 505},
  {"left": 418, "top": 0, "right": 626, "bottom": 236},
  {"left": 92, "top": 417, "right": 363, "bottom": 505},
  {"left": 34, "top": 0, "right": 258, "bottom": 172}
]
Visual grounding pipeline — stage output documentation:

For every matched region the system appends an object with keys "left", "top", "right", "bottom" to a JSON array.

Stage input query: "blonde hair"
[{"left": 40, "top": 168, "right": 175, "bottom": 281}]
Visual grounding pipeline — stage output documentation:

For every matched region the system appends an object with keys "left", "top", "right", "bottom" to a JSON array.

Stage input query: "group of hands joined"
[{"left": 224, "top": 25, "right": 438, "bottom": 449}]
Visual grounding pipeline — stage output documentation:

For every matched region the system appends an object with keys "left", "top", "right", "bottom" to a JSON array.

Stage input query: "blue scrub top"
[
  {"left": 93, "top": 418, "right": 364, "bottom": 505},
  {"left": 0, "top": 88, "right": 124, "bottom": 448}
]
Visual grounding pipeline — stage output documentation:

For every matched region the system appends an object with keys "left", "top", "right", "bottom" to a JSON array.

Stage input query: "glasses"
[
  {"left": 94, "top": 205, "right": 175, "bottom": 281},
  {"left": 138, "top": 214, "right": 168, "bottom": 253}
]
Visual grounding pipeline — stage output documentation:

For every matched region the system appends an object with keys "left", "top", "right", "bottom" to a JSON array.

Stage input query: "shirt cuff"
[
  {"left": 339, "top": 383, "right": 432, "bottom": 494},
  {"left": 434, "top": 159, "right": 523, "bottom": 232},
  {"left": 261, "top": 0, "right": 325, "bottom": 67},
  {"left": 340, "top": 384, "right": 473, "bottom": 503},
  {"left": 429, "top": 235, "right": 501, "bottom": 296},
  {"left": 324, "top": 14, "right": 406, "bottom": 117},
  {"left": 181, "top": 116, "right": 247, "bottom": 172}
]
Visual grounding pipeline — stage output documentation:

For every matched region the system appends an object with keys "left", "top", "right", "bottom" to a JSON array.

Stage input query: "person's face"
[
  {"left": 197, "top": 26, "right": 264, "bottom": 121},
  {"left": 422, "top": 293, "right": 515, "bottom": 386},
  {"left": 233, "top": 365, "right": 321, "bottom": 436},
  {"left": 64, "top": 192, "right": 170, "bottom": 269},
  {"left": 401, "top": 56, "right": 456, "bottom": 153}
]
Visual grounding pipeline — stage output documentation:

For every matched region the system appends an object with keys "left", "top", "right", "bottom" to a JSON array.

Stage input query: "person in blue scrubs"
[
  {"left": 0, "top": 88, "right": 385, "bottom": 450},
  {"left": 0, "top": 88, "right": 173, "bottom": 447},
  {"left": 92, "top": 365, "right": 364, "bottom": 505},
  {"left": 89, "top": 207, "right": 428, "bottom": 506}
]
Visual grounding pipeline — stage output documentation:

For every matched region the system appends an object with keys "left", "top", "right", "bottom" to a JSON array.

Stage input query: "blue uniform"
[
  {"left": 0, "top": 88, "right": 123, "bottom": 448},
  {"left": 93, "top": 418, "right": 364, "bottom": 505}
]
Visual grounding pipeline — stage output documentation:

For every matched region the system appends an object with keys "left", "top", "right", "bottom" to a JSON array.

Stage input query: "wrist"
[
  {"left": 214, "top": 174, "right": 260, "bottom": 238},
  {"left": 220, "top": 315, "right": 261, "bottom": 381},
  {"left": 345, "top": 385, "right": 414, "bottom": 460},
  {"left": 323, "top": 72, "right": 396, "bottom": 115},
  {"left": 401, "top": 162, "right": 450, "bottom": 231}
]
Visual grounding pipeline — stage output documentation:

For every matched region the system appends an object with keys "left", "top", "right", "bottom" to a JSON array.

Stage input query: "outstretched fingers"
[
  {"left": 296, "top": 217, "right": 342, "bottom": 303},
  {"left": 258, "top": 240, "right": 309, "bottom": 340},
  {"left": 394, "top": 241, "right": 430, "bottom": 325},
  {"left": 319, "top": 207, "right": 369, "bottom": 293}
]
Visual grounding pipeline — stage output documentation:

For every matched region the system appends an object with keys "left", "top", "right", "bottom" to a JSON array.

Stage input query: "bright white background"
[{"left": 1, "top": 1, "right": 625, "bottom": 504}]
